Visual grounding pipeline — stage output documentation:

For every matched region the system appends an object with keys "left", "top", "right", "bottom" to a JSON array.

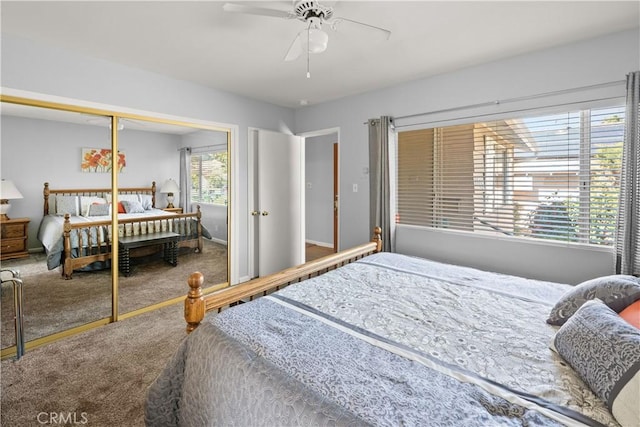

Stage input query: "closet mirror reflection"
[
  {"left": 1, "top": 103, "right": 113, "bottom": 350},
  {"left": 0, "top": 98, "right": 230, "bottom": 357},
  {"left": 116, "top": 117, "right": 229, "bottom": 315}
]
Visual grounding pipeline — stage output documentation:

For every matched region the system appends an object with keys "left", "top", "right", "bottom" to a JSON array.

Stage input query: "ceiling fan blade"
[
  {"left": 284, "top": 33, "right": 303, "bottom": 62},
  {"left": 331, "top": 17, "right": 391, "bottom": 39},
  {"left": 222, "top": 3, "right": 295, "bottom": 19}
]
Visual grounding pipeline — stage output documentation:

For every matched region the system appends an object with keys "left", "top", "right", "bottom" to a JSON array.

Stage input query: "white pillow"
[
  {"left": 55, "top": 195, "right": 79, "bottom": 216},
  {"left": 139, "top": 194, "right": 153, "bottom": 210},
  {"left": 80, "top": 196, "right": 107, "bottom": 217}
]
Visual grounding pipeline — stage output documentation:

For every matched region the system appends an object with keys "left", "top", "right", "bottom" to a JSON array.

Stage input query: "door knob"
[
  {"left": 261, "top": 211, "right": 269, "bottom": 216},
  {"left": 251, "top": 211, "right": 260, "bottom": 216}
]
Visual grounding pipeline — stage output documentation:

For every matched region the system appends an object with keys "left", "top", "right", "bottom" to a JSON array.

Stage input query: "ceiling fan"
[{"left": 222, "top": 1, "right": 391, "bottom": 77}]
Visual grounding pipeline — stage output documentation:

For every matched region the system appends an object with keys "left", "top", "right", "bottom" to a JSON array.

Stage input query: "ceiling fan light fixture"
[{"left": 303, "top": 28, "right": 328, "bottom": 54}]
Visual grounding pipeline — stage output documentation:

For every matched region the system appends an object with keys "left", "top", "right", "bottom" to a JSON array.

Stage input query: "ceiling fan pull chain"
[{"left": 307, "top": 23, "right": 311, "bottom": 78}]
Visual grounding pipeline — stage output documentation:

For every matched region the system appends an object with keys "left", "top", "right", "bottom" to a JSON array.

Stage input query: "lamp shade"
[
  {"left": 161, "top": 179, "right": 179, "bottom": 194},
  {"left": 0, "top": 180, "right": 23, "bottom": 200}
]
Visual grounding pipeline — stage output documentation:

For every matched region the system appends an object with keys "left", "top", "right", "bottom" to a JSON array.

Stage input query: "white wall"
[
  {"left": 305, "top": 134, "right": 335, "bottom": 246},
  {"left": 396, "top": 225, "right": 614, "bottom": 285},
  {"left": 1, "top": 33, "right": 296, "bottom": 282},
  {"left": 295, "top": 29, "right": 639, "bottom": 283}
]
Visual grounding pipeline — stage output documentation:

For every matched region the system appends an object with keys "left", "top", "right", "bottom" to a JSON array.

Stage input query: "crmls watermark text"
[{"left": 37, "top": 412, "right": 89, "bottom": 425}]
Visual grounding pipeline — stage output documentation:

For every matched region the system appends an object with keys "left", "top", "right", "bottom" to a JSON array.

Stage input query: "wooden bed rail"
[
  {"left": 60, "top": 207, "right": 203, "bottom": 279},
  {"left": 185, "top": 226, "right": 383, "bottom": 333}
]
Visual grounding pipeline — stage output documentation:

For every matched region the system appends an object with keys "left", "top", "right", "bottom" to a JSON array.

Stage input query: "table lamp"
[
  {"left": 0, "top": 180, "right": 23, "bottom": 221},
  {"left": 161, "top": 179, "right": 179, "bottom": 209}
]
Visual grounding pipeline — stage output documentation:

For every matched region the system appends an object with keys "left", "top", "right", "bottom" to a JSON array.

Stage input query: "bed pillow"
[
  {"left": 80, "top": 196, "right": 106, "bottom": 217},
  {"left": 620, "top": 300, "right": 640, "bottom": 329},
  {"left": 547, "top": 275, "right": 640, "bottom": 326},
  {"left": 139, "top": 194, "right": 153, "bottom": 210},
  {"left": 554, "top": 299, "right": 640, "bottom": 427},
  {"left": 88, "top": 202, "right": 110, "bottom": 217},
  {"left": 121, "top": 200, "right": 145, "bottom": 214},
  {"left": 105, "top": 193, "right": 140, "bottom": 204},
  {"left": 55, "top": 195, "right": 79, "bottom": 216}
]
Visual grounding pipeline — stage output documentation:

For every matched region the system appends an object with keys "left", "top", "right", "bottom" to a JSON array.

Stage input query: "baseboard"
[
  {"left": 305, "top": 239, "right": 332, "bottom": 248},
  {"left": 209, "top": 237, "right": 228, "bottom": 246}
]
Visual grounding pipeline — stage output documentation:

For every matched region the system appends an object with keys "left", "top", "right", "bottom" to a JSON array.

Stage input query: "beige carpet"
[
  {"left": 1, "top": 240, "right": 227, "bottom": 347},
  {"left": 1, "top": 301, "right": 187, "bottom": 427}
]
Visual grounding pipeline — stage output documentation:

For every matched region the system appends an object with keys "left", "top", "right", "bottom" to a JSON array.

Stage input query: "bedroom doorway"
[{"left": 304, "top": 132, "right": 339, "bottom": 259}]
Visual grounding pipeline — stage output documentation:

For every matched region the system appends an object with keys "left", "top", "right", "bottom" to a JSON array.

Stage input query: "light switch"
[{"left": 353, "top": 184, "right": 358, "bottom": 192}]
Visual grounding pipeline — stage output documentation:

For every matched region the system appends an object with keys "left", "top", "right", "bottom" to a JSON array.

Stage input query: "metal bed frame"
[{"left": 1, "top": 268, "right": 24, "bottom": 359}]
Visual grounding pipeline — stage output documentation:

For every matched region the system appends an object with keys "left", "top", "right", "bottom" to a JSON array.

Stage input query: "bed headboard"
[{"left": 43, "top": 182, "right": 157, "bottom": 215}]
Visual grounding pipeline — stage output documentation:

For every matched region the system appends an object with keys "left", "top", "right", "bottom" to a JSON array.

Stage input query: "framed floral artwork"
[{"left": 81, "top": 148, "right": 126, "bottom": 173}]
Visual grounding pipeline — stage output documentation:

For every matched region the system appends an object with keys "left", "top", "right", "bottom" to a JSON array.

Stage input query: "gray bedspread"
[{"left": 145, "top": 252, "right": 619, "bottom": 427}]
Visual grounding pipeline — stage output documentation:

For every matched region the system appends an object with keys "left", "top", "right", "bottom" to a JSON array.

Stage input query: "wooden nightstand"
[
  {"left": 163, "top": 207, "right": 183, "bottom": 214},
  {"left": 1, "top": 218, "right": 30, "bottom": 261}
]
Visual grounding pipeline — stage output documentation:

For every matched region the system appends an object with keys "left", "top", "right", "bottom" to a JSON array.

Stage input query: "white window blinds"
[{"left": 397, "top": 106, "right": 625, "bottom": 246}]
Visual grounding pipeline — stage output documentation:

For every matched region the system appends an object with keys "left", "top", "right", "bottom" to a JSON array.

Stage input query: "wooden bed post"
[
  {"left": 195, "top": 205, "right": 203, "bottom": 253},
  {"left": 185, "top": 272, "right": 205, "bottom": 333},
  {"left": 43, "top": 182, "right": 50, "bottom": 216},
  {"left": 151, "top": 181, "right": 157, "bottom": 208},
  {"left": 373, "top": 226, "right": 383, "bottom": 252}
]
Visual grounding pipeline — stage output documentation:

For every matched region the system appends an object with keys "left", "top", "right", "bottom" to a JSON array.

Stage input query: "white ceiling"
[{"left": 1, "top": 1, "right": 639, "bottom": 109}]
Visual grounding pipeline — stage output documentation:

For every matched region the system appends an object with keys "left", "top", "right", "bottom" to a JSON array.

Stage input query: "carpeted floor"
[
  {"left": 1, "top": 301, "right": 187, "bottom": 426},
  {"left": 1, "top": 240, "right": 227, "bottom": 347},
  {"left": 0, "top": 243, "right": 329, "bottom": 426}
]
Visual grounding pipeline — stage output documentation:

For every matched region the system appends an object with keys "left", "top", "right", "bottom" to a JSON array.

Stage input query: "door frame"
[{"left": 298, "top": 127, "right": 340, "bottom": 253}]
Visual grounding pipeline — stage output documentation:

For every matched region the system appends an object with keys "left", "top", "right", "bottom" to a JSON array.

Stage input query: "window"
[
  {"left": 397, "top": 106, "right": 625, "bottom": 246},
  {"left": 191, "top": 150, "right": 228, "bottom": 205}
]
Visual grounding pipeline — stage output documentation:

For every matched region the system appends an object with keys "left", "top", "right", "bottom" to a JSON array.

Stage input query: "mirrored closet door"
[
  {"left": 0, "top": 97, "right": 231, "bottom": 358},
  {"left": 1, "top": 103, "right": 113, "bottom": 352},
  {"left": 115, "top": 117, "right": 230, "bottom": 316}
]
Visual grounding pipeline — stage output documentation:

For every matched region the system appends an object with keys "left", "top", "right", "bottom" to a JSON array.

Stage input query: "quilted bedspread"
[{"left": 144, "top": 252, "right": 619, "bottom": 427}]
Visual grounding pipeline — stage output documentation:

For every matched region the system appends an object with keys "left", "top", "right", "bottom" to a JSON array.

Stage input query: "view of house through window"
[
  {"left": 191, "top": 150, "right": 228, "bottom": 205},
  {"left": 397, "top": 105, "right": 625, "bottom": 246}
]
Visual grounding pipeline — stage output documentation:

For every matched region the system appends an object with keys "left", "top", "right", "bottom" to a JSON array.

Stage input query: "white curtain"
[
  {"left": 179, "top": 147, "right": 192, "bottom": 213},
  {"left": 615, "top": 71, "right": 640, "bottom": 275},
  {"left": 368, "top": 116, "right": 397, "bottom": 252}
]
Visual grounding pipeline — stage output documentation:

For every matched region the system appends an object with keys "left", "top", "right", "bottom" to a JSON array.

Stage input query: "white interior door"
[{"left": 251, "top": 129, "right": 305, "bottom": 277}]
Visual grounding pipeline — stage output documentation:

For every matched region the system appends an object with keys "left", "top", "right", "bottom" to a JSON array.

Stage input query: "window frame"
[
  {"left": 190, "top": 148, "right": 228, "bottom": 207},
  {"left": 396, "top": 103, "right": 625, "bottom": 248}
]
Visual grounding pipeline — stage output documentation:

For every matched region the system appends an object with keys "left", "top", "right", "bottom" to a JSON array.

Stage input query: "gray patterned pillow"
[
  {"left": 554, "top": 299, "right": 640, "bottom": 427},
  {"left": 121, "top": 200, "right": 145, "bottom": 214},
  {"left": 88, "top": 203, "right": 110, "bottom": 216},
  {"left": 55, "top": 195, "right": 79, "bottom": 216},
  {"left": 547, "top": 275, "right": 640, "bottom": 326}
]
